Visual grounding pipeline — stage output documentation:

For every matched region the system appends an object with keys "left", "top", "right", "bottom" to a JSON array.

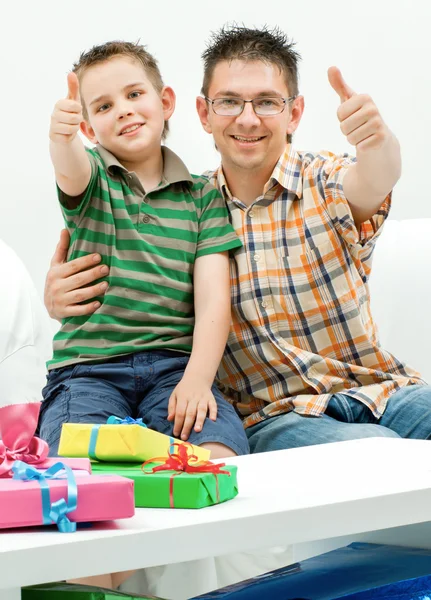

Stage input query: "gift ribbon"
[
  {"left": 12, "top": 460, "right": 78, "bottom": 532},
  {"left": 142, "top": 443, "right": 231, "bottom": 508},
  {"left": 88, "top": 416, "right": 148, "bottom": 461},
  {"left": 0, "top": 403, "right": 49, "bottom": 478}
]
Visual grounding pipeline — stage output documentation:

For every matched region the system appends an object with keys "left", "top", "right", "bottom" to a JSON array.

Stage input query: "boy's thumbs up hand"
[
  {"left": 50, "top": 72, "right": 83, "bottom": 144},
  {"left": 66, "top": 72, "right": 81, "bottom": 103},
  {"left": 328, "top": 66, "right": 388, "bottom": 152}
]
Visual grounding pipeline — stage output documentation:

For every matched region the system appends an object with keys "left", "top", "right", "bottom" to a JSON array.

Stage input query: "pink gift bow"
[{"left": 0, "top": 403, "right": 49, "bottom": 477}]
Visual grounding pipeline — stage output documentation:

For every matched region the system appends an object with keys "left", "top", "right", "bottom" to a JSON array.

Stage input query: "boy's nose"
[{"left": 118, "top": 104, "right": 135, "bottom": 119}]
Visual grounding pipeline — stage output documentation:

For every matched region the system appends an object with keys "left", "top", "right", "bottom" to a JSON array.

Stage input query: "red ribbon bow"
[
  {"left": 142, "top": 443, "right": 230, "bottom": 508},
  {"left": 0, "top": 403, "right": 49, "bottom": 477}
]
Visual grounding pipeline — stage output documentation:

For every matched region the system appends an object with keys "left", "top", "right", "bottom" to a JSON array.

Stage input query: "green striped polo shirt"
[{"left": 48, "top": 145, "right": 242, "bottom": 370}]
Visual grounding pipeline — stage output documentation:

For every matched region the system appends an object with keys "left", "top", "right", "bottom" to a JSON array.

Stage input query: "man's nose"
[{"left": 235, "top": 101, "right": 261, "bottom": 127}]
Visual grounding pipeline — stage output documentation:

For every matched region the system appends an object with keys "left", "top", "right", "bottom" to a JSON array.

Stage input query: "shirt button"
[
  {"left": 261, "top": 300, "right": 268, "bottom": 309},
  {"left": 249, "top": 211, "right": 255, "bottom": 218},
  {"left": 253, "top": 254, "right": 260, "bottom": 262},
  {"left": 142, "top": 216, "right": 150, "bottom": 223}
]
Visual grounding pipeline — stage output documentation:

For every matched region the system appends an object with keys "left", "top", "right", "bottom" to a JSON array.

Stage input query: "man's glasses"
[{"left": 205, "top": 95, "right": 297, "bottom": 117}]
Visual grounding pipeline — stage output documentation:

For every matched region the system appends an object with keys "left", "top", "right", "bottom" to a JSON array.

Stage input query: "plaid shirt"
[{"left": 208, "top": 144, "right": 424, "bottom": 429}]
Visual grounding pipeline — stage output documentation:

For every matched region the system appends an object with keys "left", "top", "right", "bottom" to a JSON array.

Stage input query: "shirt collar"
[
  {"left": 96, "top": 145, "right": 194, "bottom": 186},
  {"left": 209, "top": 144, "right": 304, "bottom": 202}
]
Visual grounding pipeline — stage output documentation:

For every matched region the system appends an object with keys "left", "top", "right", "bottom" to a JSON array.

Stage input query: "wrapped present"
[
  {"left": 191, "top": 543, "right": 431, "bottom": 599},
  {"left": 59, "top": 416, "right": 210, "bottom": 463},
  {"left": 0, "top": 460, "right": 134, "bottom": 530},
  {"left": 35, "top": 457, "right": 92, "bottom": 475},
  {"left": 92, "top": 443, "right": 238, "bottom": 509},
  {"left": 22, "top": 582, "right": 165, "bottom": 599},
  {"left": 0, "top": 402, "right": 49, "bottom": 477}
]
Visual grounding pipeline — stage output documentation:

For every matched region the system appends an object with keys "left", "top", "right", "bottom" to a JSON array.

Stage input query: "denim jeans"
[
  {"left": 38, "top": 350, "right": 250, "bottom": 457},
  {"left": 246, "top": 385, "right": 431, "bottom": 453}
]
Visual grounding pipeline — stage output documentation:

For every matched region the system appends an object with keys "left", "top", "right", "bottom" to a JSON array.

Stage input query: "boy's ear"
[
  {"left": 80, "top": 120, "right": 98, "bottom": 144},
  {"left": 196, "top": 96, "right": 212, "bottom": 134},
  {"left": 161, "top": 86, "right": 176, "bottom": 122}
]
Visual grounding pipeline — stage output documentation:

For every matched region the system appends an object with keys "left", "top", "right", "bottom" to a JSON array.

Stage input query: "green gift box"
[
  {"left": 91, "top": 461, "right": 238, "bottom": 509},
  {"left": 22, "top": 582, "right": 164, "bottom": 599}
]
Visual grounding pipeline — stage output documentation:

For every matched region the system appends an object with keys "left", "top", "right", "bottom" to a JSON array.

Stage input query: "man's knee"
[{"left": 247, "top": 411, "right": 399, "bottom": 454}]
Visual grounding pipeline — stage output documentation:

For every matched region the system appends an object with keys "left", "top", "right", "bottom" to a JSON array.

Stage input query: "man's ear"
[
  {"left": 80, "top": 120, "right": 98, "bottom": 145},
  {"left": 196, "top": 96, "right": 212, "bottom": 134},
  {"left": 287, "top": 95, "right": 305, "bottom": 136},
  {"left": 161, "top": 86, "right": 176, "bottom": 123}
]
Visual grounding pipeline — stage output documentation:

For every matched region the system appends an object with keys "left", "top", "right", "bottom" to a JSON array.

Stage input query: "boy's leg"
[
  {"left": 136, "top": 351, "right": 249, "bottom": 458},
  {"left": 38, "top": 359, "right": 135, "bottom": 456}
]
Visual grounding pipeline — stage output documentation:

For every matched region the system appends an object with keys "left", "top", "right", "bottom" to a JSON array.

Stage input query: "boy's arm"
[
  {"left": 168, "top": 251, "right": 231, "bottom": 440},
  {"left": 328, "top": 67, "right": 401, "bottom": 225},
  {"left": 49, "top": 72, "right": 91, "bottom": 198}
]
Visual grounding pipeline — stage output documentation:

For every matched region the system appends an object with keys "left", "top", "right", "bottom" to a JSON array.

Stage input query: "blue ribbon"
[
  {"left": 88, "top": 416, "right": 148, "bottom": 461},
  {"left": 12, "top": 460, "right": 78, "bottom": 533},
  {"left": 106, "top": 416, "right": 147, "bottom": 427}
]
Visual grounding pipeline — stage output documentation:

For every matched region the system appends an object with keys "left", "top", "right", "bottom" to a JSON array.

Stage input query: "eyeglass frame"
[{"left": 204, "top": 95, "right": 298, "bottom": 117}]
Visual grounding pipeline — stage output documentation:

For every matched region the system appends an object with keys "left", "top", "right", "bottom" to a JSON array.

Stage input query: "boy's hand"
[
  {"left": 328, "top": 66, "right": 390, "bottom": 152},
  {"left": 50, "top": 72, "right": 83, "bottom": 144},
  {"left": 167, "top": 377, "right": 217, "bottom": 441}
]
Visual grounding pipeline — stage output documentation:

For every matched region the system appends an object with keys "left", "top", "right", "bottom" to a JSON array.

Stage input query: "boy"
[{"left": 39, "top": 41, "right": 249, "bottom": 463}]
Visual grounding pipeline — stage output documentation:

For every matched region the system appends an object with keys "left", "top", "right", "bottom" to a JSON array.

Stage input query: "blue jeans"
[
  {"left": 246, "top": 385, "right": 431, "bottom": 453},
  {"left": 38, "top": 350, "right": 249, "bottom": 457}
]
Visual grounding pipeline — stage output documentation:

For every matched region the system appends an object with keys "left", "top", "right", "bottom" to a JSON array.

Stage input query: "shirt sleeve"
[
  {"left": 195, "top": 178, "right": 242, "bottom": 259},
  {"left": 312, "top": 152, "right": 391, "bottom": 277},
  {"left": 57, "top": 148, "right": 101, "bottom": 228}
]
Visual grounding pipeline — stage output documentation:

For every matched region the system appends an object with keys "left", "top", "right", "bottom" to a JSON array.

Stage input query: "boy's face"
[
  {"left": 79, "top": 56, "right": 174, "bottom": 162},
  {"left": 196, "top": 59, "right": 304, "bottom": 176}
]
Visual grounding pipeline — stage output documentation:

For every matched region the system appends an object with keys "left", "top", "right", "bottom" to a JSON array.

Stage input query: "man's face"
[
  {"left": 80, "top": 56, "right": 174, "bottom": 163},
  {"left": 197, "top": 59, "right": 304, "bottom": 176}
]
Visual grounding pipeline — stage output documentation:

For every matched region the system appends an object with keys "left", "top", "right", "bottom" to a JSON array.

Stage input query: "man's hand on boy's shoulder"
[
  {"left": 167, "top": 376, "right": 218, "bottom": 441},
  {"left": 45, "top": 229, "right": 109, "bottom": 321},
  {"left": 49, "top": 72, "right": 83, "bottom": 145}
]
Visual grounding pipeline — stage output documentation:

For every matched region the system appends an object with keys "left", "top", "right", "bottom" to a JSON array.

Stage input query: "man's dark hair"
[{"left": 201, "top": 24, "right": 301, "bottom": 99}]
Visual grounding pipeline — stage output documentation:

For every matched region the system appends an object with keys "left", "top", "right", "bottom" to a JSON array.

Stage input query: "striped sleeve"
[
  {"left": 194, "top": 178, "right": 242, "bottom": 258},
  {"left": 57, "top": 148, "right": 101, "bottom": 225}
]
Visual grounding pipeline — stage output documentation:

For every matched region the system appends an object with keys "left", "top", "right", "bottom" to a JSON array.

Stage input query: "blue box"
[{"left": 193, "top": 543, "right": 431, "bottom": 599}]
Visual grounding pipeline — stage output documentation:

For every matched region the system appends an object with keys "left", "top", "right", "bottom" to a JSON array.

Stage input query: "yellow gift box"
[{"left": 58, "top": 417, "right": 210, "bottom": 463}]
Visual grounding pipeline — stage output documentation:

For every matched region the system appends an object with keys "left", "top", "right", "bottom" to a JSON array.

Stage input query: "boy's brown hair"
[{"left": 73, "top": 40, "right": 169, "bottom": 139}]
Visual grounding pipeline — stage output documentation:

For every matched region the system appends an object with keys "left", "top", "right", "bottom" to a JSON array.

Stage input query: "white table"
[{"left": 3, "top": 437, "right": 431, "bottom": 600}]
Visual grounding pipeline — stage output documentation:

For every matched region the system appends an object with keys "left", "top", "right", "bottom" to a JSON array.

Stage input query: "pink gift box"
[
  {"left": 0, "top": 474, "right": 135, "bottom": 529},
  {"left": 36, "top": 458, "right": 92, "bottom": 474}
]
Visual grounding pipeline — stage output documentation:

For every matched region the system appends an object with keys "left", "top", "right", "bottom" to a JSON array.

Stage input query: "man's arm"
[
  {"left": 167, "top": 251, "right": 231, "bottom": 440},
  {"left": 49, "top": 72, "right": 91, "bottom": 197},
  {"left": 328, "top": 67, "right": 401, "bottom": 225},
  {"left": 44, "top": 229, "right": 109, "bottom": 321}
]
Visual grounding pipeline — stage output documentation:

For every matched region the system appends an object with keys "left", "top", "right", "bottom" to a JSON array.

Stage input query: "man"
[{"left": 43, "top": 25, "right": 431, "bottom": 454}]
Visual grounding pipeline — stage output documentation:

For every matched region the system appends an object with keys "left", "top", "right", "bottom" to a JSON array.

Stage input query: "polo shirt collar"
[{"left": 96, "top": 144, "right": 194, "bottom": 185}]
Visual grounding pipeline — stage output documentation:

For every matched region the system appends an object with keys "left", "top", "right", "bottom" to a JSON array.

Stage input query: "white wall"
[{"left": 1, "top": 0, "right": 430, "bottom": 299}]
